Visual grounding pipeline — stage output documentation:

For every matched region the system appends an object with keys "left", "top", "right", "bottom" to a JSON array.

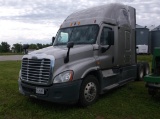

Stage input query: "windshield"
[{"left": 54, "top": 25, "right": 99, "bottom": 46}]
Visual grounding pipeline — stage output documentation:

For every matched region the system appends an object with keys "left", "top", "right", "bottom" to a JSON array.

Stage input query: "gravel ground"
[{"left": 0, "top": 55, "right": 23, "bottom": 61}]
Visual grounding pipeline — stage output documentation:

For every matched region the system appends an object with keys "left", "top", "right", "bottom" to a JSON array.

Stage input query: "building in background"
[
  {"left": 150, "top": 25, "right": 160, "bottom": 54},
  {"left": 136, "top": 24, "right": 150, "bottom": 54}
]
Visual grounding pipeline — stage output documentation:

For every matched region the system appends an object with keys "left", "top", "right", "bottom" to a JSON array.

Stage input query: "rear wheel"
[
  {"left": 79, "top": 75, "right": 99, "bottom": 107},
  {"left": 143, "top": 62, "right": 150, "bottom": 75},
  {"left": 137, "top": 63, "right": 144, "bottom": 81}
]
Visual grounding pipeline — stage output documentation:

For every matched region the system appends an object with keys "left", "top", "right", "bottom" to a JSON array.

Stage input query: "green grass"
[
  {"left": 137, "top": 55, "right": 153, "bottom": 71},
  {"left": 137, "top": 55, "right": 153, "bottom": 63},
  {"left": 0, "top": 56, "right": 160, "bottom": 119}
]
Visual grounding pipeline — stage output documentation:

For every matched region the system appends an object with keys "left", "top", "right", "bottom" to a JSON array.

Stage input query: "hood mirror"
[
  {"left": 22, "top": 44, "right": 29, "bottom": 54},
  {"left": 67, "top": 42, "right": 74, "bottom": 48}
]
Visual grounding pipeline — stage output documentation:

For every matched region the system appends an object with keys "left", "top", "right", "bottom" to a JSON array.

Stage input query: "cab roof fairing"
[{"left": 60, "top": 3, "right": 136, "bottom": 29}]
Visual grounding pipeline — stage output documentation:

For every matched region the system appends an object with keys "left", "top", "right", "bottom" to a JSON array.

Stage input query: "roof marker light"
[
  {"left": 78, "top": 22, "right": 80, "bottom": 25},
  {"left": 70, "top": 23, "right": 73, "bottom": 26}
]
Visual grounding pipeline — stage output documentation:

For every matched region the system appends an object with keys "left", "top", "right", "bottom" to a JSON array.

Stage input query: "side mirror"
[
  {"left": 22, "top": 44, "right": 29, "bottom": 50},
  {"left": 52, "top": 37, "right": 55, "bottom": 45},
  {"left": 64, "top": 42, "right": 74, "bottom": 63},
  {"left": 22, "top": 44, "right": 29, "bottom": 54},
  {"left": 67, "top": 42, "right": 74, "bottom": 48},
  {"left": 108, "top": 31, "right": 114, "bottom": 45}
]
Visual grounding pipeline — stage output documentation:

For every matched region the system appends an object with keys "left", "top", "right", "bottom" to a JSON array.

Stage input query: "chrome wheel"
[
  {"left": 79, "top": 75, "right": 99, "bottom": 107},
  {"left": 145, "top": 67, "right": 149, "bottom": 75},
  {"left": 137, "top": 63, "right": 144, "bottom": 81},
  {"left": 140, "top": 69, "right": 144, "bottom": 79},
  {"left": 144, "top": 63, "right": 150, "bottom": 75},
  {"left": 84, "top": 82, "right": 97, "bottom": 102}
]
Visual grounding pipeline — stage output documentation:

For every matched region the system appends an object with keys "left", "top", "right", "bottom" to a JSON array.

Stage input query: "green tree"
[
  {"left": 37, "top": 43, "right": 43, "bottom": 49},
  {"left": 29, "top": 44, "right": 37, "bottom": 49},
  {"left": 0, "top": 42, "right": 10, "bottom": 53},
  {"left": 13, "top": 43, "right": 22, "bottom": 53},
  {"left": 42, "top": 43, "right": 51, "bottom": 48}
]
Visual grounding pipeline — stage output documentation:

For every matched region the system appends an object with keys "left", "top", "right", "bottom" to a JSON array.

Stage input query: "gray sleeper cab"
[{"left": 18, "top": 3, "right": 148, "bottom": 106}]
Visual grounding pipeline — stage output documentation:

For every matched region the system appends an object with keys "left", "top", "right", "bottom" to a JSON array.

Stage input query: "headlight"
[{"left": 53, "top": 71, "right": 73, "bottom": 83}]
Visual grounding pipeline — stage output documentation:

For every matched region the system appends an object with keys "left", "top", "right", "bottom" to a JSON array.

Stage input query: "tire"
[
  {"left": 137, "top": 63, "right": 144, "bottom": 81},
  {"left": 79, "top": 75, "right": 99, "bottom": 107},
  {"left": 143, "top": 62, "right": 150, "bottom": 75}
]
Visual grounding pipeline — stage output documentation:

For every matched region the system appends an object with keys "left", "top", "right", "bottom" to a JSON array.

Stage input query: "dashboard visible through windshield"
[{"left": 53, "top": 25, "right": 99, "bottom": 46}]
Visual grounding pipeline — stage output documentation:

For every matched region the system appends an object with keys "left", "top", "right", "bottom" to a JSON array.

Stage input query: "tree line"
[{"left": 0, "top": 42, "right": 52, "bottom": 53}]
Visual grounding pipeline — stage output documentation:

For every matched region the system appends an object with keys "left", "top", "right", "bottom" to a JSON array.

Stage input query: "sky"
[{"left": 0, "top": 0, "right": 160, "bottom": 47}]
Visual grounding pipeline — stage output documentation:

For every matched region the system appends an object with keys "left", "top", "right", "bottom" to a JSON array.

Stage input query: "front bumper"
[
  {"left": 144, "top": 74, "right": 160, "bottom": 83},
  {"left": 18, "top": 78, "right": 82, "bottom": 103},
  {"left": 144, "top": 74, "right": 160, "bottom": 89}
]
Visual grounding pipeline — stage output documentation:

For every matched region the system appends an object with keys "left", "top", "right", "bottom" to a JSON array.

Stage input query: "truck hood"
[{"left": 28, "top": 45, "right": 94, "bottom": 60}]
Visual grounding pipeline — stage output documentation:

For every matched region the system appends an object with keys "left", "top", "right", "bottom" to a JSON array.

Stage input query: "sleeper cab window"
[{"left": 100, "top": 27, "right": 112, "bottom": 45}]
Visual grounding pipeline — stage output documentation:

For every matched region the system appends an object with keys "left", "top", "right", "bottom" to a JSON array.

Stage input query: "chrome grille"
[{"left": 21, "top": 58, "right": 51, "bottom": 84}]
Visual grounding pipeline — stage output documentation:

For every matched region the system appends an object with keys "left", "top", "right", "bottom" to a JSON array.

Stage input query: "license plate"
[{"left": 36, "top": 87, "right": 44, "bottom": 94}]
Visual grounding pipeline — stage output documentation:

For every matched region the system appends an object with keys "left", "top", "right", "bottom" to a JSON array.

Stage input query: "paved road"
[{"left": 0, "top": 55, "right": 23, "bottom": 61}]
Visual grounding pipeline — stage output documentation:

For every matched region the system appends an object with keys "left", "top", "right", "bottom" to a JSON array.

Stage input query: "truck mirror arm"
[
  {"left": 64, "top": 42, "right": 74, "bottom": 63},
  {"left": 64, "top": 48, "right": 70, "bottom": 63},
  {"left": 52, "top": 37, "right": 55, "bottom": 45}
]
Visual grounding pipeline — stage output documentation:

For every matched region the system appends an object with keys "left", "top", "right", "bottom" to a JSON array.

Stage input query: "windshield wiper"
[
  {"left": 74, "top": 42, "right": 90, "bottom": 44},
  {"left": 54, "top": 43, "right": 67, "bottom": 46}
]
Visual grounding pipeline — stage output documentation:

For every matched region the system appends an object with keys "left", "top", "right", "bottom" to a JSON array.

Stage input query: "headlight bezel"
[{"left": 53, "top": 70, "right": 74, "bottom": 84}]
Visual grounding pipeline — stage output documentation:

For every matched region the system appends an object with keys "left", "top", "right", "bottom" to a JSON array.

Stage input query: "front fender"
[
  {"left": 53, "top": 57, "right": 98, "bottom": 81},
  {"left": 81, "top": 66, "right": 100, "bottom": 78}
]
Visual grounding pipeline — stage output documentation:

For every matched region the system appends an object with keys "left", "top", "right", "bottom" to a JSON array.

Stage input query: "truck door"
[
  {"left": 98, "top": 24, "right": 119, "bottom": 88},
  {"left": 98, "top": 24, "right": 115, "bottom": 69}
]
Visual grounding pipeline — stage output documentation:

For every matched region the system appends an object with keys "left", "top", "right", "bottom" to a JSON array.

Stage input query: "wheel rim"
[
  {"left": 146, "top": 67, "right": 149, "bottom": 75},
  {"left": 140, "top": 69, "right": 144, "bottom": 78},
  {"left": 84, "top": 82, "right": 97, "bottom": 102}
]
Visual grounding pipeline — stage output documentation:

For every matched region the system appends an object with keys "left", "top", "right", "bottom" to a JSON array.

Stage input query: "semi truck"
[{"left": 18, "top": 3, "right": 149, "bottom": 106}]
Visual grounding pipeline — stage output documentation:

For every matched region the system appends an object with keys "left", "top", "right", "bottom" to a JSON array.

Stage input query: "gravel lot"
[{"left": 0, "top": 55, "right": 23, "bottom": 61}]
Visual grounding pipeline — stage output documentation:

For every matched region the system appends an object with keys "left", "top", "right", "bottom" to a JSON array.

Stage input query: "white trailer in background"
[{"left": 136, "top": 44, "right": 148, "bottom": 54}]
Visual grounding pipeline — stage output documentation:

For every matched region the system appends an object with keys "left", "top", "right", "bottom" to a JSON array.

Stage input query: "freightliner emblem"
[{"left": 32, "top": 56, "right": 38, "bottom": 59}]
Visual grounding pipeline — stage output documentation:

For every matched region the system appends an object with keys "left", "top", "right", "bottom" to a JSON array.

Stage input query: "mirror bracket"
[{"left": 64, "top": 42, "right": 74, "bottom": 63}]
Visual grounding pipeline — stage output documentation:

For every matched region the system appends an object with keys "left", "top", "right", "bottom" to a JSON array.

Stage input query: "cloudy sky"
[{"left": 0, "top": 0, "right": 160, "bottom": 46}]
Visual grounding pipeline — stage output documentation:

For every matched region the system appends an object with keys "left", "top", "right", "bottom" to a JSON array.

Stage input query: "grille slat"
[
  {"left": 21, "top": 58, "right": 51, "bottom": 84},
  {"left": 22, "top": 72, "right": 50, "bottom": 77},
  {"left": 22, "top": 67, "right": 50, "bottom": 71}
]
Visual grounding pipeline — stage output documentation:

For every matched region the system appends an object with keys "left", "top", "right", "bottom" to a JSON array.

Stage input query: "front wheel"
[{"left": 79, "top": 75, "right": 99, "bottom": 107}]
